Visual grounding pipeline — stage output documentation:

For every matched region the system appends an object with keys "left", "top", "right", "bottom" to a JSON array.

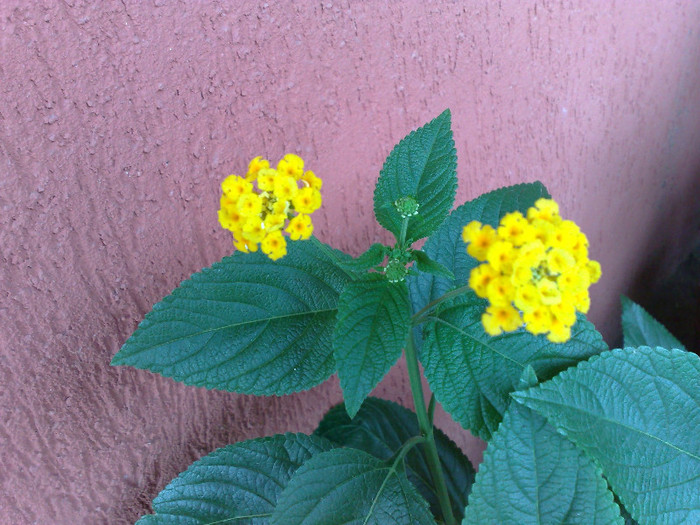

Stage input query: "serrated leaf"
[
  {"left": 335, "top": 243, "right": 388, "bottom": 273},
  {"left": 408, "top": 181, "right": 550, "bottom": 320},
  {"left": 413, "top": 250, "right": 455, "bottom": 280},
  {"left": 373, "top": 109, "right": 457, "bottom": 243},
  {"left": 513, "top": 347, "right": 700, "bottom": 525},
  {"left": 136, "top": 433, "right": 334, "bottom": 524},
  {"left": 270, "top": 447, "right": 437, "bottom": 525},
  {"left": 463, "top": 402, "right": 623, "bottom": 525},
  {"left": 420, "top": 294, "right": 607, "bottom": 440},
  {"left": 621, "top": 295, "right": 686, "bottom": 350},
  {"left": 112, "top": 239, "right": 350, "bottom": 395},
  {"left": 314, "top": 397, "right": 475, "bottom": 522},
  {"left": 333, "top": 276, "right": 411, "bottom": 417}
]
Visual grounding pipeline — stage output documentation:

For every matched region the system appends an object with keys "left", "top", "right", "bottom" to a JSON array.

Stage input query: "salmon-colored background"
[{"left": 1, "top": 2, "right": 699, "bottom": 523}]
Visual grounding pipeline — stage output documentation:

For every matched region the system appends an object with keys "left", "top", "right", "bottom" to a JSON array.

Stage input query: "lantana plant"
[{"left": 113, "top": 110, "right": 700, "bottom": 525}]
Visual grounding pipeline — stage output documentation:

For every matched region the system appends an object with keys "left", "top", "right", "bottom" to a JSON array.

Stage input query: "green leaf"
[
  {"left": 463, "top": 402, "right": 623, "bottom": 524},
  {"left": 314, "top": 397, "right": 475, "bottom": 522},
  {"left": 270, "top": 447, "right": 437, "bottom": 525},
  {"left": 513, "top": 347, "right": 700, "bottom": 525},
  {"left": 621, "top": 295, "right": 686, "bottom": 350},
  {"left": 136, "top": 433, "right": 334, "bottom": 524},
  {"left": 412, "top": 250, "right": 455, "bottom": 280},
  {"left": 335, "top": 243, "right": 388, "bottom": 273},
  {"left": 373, "top": 109, "right": 457, "bottom": 243},
  {"left": 420, "top": 294, "right": 607, "bottom": 440},
  {"left": 112, "top": 239, "right": 350, "bottom": 395},
  {"left": 408, "top": 181, "right": 550, "bottom": 319},
  {"left": 333, "top": 276, "right": 411, "bottom": 417}
]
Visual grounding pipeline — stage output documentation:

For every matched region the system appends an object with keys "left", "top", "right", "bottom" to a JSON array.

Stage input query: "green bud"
[
  {"left": 394, "top": 196, "right": 419, "bottom": 218},
  {"left": 384, "top": 258, "right": 408, "bottom": 283}
]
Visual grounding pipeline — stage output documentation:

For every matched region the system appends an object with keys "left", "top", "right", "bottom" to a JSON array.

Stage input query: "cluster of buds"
[{"left": 218, "top": 154, "right": 322, "bottom": 260}]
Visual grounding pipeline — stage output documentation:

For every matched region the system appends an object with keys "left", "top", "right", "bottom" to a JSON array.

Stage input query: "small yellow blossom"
[
  {"left": 286, "top": 214, "right": 314, "bottom": 240},
  {"left": 277, "top": 154, "right": 304, "bottom": 179},
  {"left": 218, "top": 154, "right": 323, "bottom": 260},
  {"left": 482, "top": 304, "right": 522, "bottom": 336},
  {"left": 301, "top": 170, "right": 323, "bottom": 190},
  {"left": 462, "top": 198, "right": 600, "bottom": 343},
  {"left": 246, "top": 156, "right": 270, "bottom": 181},
  {"left": 274, "top": 175, "right": 298, "bottom": 201},
  {"left": 463, "top": 221, "right": 498, "bottom": 261},
  {"left": 261, "top": 230, "right": 287, "bottom": 260},
  {"left": 293, "top": 187, "right": 322, "bottom": 214}
]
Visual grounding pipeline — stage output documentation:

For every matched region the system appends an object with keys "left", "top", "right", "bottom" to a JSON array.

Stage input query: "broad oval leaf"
[
  {"left": 463, "top": 402, "right": 623, "bottom": 525},
  {"left": 136, "top": 433, "right": 334, "bottom": 524},
  {"left": 373, "top": 109, "right": 457, "bottom": 243},
  {"left": 333, "top": 276, "right": 411, "bottom": 417},
  {"left": 112, "top": 239, "right": 350, "bottom": 395},
  {"left": 621, "top": 295, "right": 686, "bottom": 350},
  {"left": 408, "top": 181, "right": 550, "bottom": 319},
  {"left": 271, "top": 447, "right": 437, "bottom": 525},
  {"left": 421, "top": 294, "right": 607, "bottom": 440},
  {"left": 513, "top": 347, "right": 700, "bottom": 525},
  {"left": 315, "top": 397, "right": 475, "bottom": 522}
]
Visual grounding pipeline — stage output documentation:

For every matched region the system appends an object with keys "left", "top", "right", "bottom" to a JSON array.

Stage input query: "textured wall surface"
[{"left": 1, "top": 2, "right": 699, "bottom": 523}]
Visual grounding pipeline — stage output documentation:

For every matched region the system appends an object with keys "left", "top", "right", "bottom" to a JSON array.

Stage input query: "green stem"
[
  {"left": 427, "top": 393, "right": 436, "bottom": 427},
  {"left": 412, "top": 283, "right": 472, "bottom": 325},
  {"left": 405, "top": 334, "right": 456, "bottom": 525},
  {"left": 388, "top": 435, "right": 427, "bottom": 468},
  {"left": 399, "top": 216, "right": 409, "bottom": 247}
]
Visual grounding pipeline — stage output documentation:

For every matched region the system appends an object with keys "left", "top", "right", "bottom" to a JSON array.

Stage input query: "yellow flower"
[
  {"left": 522, "top": 306, "right": 552, "bottom": 335},
  {"left": 462, "top": 221, "right": 497, "bottom": 261},
  {"left": 257, "top": 168, "right": 277, "bottom": 192},
  {"left": 482, "top": 304, "right": 522, "bottom": 336},
  {"left": 272, "top": 199, "right": 290, "bottom": 216},
  {"left": 264, "top": 213, "right": 286, "bottom": 232},
  {"left": 246, "top": 156, "right": 270, "bottom": 181},
  {"left": 222, "top": 175, "right": 252, "bottom": 201},
  {"left": 486, "top": 276, "right": 516, "bottom": 307},
  {"left": 469, "top": 264, "right": 498, "bottom": 298},
  {"left": 547, "top": 316, "right": 572, "bottom": 343},
  {"left": 587, "top": 260, "right": 602, "bottom": 283},
  {"left": 293, "top": 187, "right": 322, "bottom": 214},
  {"left": 237, "top": 192, "right": 263, "bottom": 217},
  {"left": 537, "top": 278, "right": 561, "bottom": 305},
  {"left": 261, "top": 231, "right": 287, "bottom": 260},
  {"left": 277, "top": 153, "right": 304, "bottom": 179},
  {"left": 497, "top": 212, "right": 534, "bottom": 247},
  {"left": 302, "top": 170, "right": 323, "bottom": 190},
  {"left": 286, "top": 214, "right": 314, "bottom": 240},
  {"left": 241, "top": 217, "right": 265, "bottom": 243},
  {"left": 527, "top": 198, "right": 561, "bottom": 224},
  {"left": 486, "top": 241, "right": 515, "bottom": 274},
  {"left": 463, "top": 197, "right": 600, "bottom": 342},
  {"left": 547, "top": 247, "right": 575, "bottom": 274},
  {"left": 273, "top": 174, "right": 298, "bottom": 202},
  {"left": 514, "top": 283, "right": 540, "bottom": 313}
]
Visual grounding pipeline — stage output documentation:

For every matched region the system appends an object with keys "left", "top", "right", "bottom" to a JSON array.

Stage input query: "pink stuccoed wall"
[{"left": 1, "top": 2, "right": 699, "bottom": 523}]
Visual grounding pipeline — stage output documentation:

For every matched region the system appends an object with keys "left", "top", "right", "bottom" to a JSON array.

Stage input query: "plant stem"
[
  {"left": 404, "top": 333, "right": 456, "bottom": 525},
  {"left": 399, "top": 216, "right": 409, "bottom": 247},
  {"left": 411, "top": 283, "right": 473, "bottom": 325}
]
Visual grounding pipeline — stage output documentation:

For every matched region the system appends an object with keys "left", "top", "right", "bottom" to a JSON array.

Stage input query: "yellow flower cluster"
[
  {"left": 218, "top": 154, "right": 322, "bottom": 260},
  {"left": 462, "top": 198, "right": 601, "bottom": 343}
]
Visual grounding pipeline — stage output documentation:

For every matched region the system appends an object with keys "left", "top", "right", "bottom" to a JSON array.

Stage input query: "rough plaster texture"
[{"left": 1, "top": 1, "right": 699, "bottom": 523}]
